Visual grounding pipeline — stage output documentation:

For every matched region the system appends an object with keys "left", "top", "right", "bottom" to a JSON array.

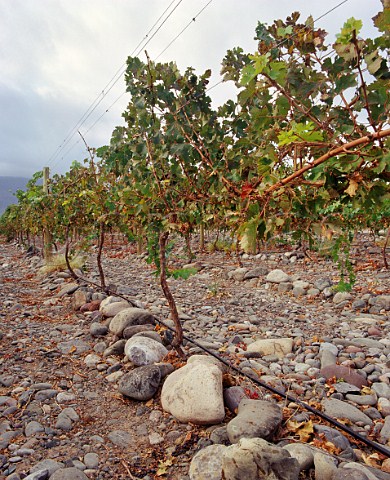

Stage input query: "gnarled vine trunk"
[{"left": 159, "top": 231, "right": 184, "bottom": 355}]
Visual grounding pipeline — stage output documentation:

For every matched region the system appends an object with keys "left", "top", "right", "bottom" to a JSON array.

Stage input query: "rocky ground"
[{"left": 0, "top": 233, "right": 390, "bottom": 480}]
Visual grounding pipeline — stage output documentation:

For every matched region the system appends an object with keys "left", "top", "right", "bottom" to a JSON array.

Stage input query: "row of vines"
[{"left": 1, "top": 8, "right": 389, "bottom": 347}]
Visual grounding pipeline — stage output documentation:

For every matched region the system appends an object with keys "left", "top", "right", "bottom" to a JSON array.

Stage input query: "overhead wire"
[
  {"left": 48, "top": 0, "right": 184, "bottom": 170},
  {"left": 51, "top": 0, "right": 216, "bottom": 170}
]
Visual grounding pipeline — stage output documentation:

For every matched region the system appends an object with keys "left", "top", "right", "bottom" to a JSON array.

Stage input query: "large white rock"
[
  {"left": 266, "top": 269, "right": 291, "bottom": 283},
  {"left": 187, "top": 354, "right": 226, "bottom": 372},
  {"left": 100, "top": 296, "right": 123, "bottom": 310},
  {"left": 161, "top": 358, "right": 225, "bottom": 425},
  {"left": 109, "top": 308, "right": 155, "bottom": 336},
  {"left": 247, "top": 338, "right": 293, "bottom": 359},
  {"left": 124, "top": 336, "right": 168, "bottom": 366},
  {"left": 100, "top": 300, "right": 130, "bottom": 317}
]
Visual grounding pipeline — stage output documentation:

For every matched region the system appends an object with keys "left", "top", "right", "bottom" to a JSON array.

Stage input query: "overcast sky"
[{"left": 0, "top": 0, "right": 383, "bottom": 179}]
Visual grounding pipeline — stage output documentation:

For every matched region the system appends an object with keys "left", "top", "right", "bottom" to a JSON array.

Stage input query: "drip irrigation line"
[
  {"left": 67, "top": 261, "right": 390, "bottom": 458},
  {"left": 154, "top": 315, "right": 390, "bottom": 458}
]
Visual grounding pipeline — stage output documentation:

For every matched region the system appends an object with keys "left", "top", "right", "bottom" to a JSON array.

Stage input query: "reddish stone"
[
  {"left": 344, "top": 346, "right": 363, "bottom": 353},
  {"left": 80, "top": 300, "right": 101, "bottom": 312},
  {"left": 320, "top": 364, "right": 368, "bottom": 389},
  {"left": 367, "top": 327, "right": 382, "bottom": 336}
]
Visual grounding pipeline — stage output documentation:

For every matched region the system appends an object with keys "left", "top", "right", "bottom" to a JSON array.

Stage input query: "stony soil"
[{"left": 0, "top": 234, "right": 389, "bottom": 479}]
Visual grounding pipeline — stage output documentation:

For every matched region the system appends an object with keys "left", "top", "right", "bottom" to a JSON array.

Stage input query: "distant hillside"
[{"left": 0, "top": 177, "right": 29, "bottom": 215}]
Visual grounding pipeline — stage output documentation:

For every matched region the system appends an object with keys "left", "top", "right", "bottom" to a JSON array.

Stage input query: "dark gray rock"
[
  {"left": 23, "top": 470, "right": 49, "bottom": 480},
  {"left": 103, "top": 339, "right": 126, "bottom": 357},
  {"left": 118, "top": 365, "right": 162, "bottom": 401},
  {"left": 223, "top": 386, "right": 248, "bottom": 413},
  {"left": 30, "top": 459, "right": 63, "bottom": 476},
  {"left": 123, "top": 324, "right": 155, "bottom": 339},
  {"left": 25, "top": 421, "right": 44, "bottom": 437},
  {"left": 244, "top": 267, "right": 269, "bottom": 280},
  {"left": 89, "top": 323, "right": 108, "bottom": 337},
  {"left": 50, "top": 467, "right": 89, "bottom": 480},
  {"left": 0, "top": 375, "right": 15, "bottom": 387},
  {"left": 57, "top": 339, "right": 90, "bottom": 355},
  {"left": 227, "top": 399, "right": 282, "bottom": 444},
  {"left": 34, "top": 389, "right": 57, "bottom": 401},
  {"left": 107, "top": 430, "right": 134, "bottom": 448}
]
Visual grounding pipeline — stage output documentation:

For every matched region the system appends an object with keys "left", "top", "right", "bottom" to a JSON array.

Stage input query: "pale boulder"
[
  {"left": 266, "top": 269, "right": 291, "bottom": 283},
  {"left": 124, "top": 336, "right": 168, "bottom": 366},
  {"left": 189, "top": 444, "right": 226, "bottom": 480},
  {"left": 247, "top": 338, "right": 293, "bottom": 359},
  {"left": 222, "top": 437, "right": 300, "bottom": 480},
  {"left": 161, "top": 357, "right": 225, "bottom": 425},
  {"left": 100, "top": 300, "right": 130, "bottom": 318}
]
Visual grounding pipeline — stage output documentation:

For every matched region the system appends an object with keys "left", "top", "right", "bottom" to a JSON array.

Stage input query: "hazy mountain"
[{"left": 0, "top": 177, "right": 29, "bottom": 215}]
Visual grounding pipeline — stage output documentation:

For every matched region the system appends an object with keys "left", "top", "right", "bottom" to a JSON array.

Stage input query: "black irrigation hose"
[
  {"left": 154, "top": 316, "right": 390, "bottom": 459},
  {"left": 69, "top": 269, "right": 390, "bottom": 458}
]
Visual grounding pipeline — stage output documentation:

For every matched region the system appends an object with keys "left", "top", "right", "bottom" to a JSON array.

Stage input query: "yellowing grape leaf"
[
  {"left": 286, "top": 419, "right": 314, "bottom": 442},
  {"left": 344, "top": 179, "right": 359, "bottom": 197},
  {"left": 156, "top": 457, "right": 173, "bottom": 476}
]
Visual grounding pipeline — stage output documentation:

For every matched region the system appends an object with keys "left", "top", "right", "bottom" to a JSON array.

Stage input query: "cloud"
[{"left": 0, "top": 0, "right": 384, "bottom": 178}]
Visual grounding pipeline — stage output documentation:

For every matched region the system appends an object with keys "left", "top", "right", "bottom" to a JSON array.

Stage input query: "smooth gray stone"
[
  {"left": 341, "top": 462, "right": 390, "bottom": 480},
  {"left": 83, "top": 452, "right": 99, "bottom": 469},
  {"left": 227, "top": 399, "right": 282, "bottom": 444},
  {"left": 266, "top": 269, "right": 291, "bottom": 283},
  {"left": 223, "top": 386, "right": 247, "bottom": 413},
  {"left": 323, "top": 398, "right": 373, "bottom": 426},
  {"left": 379, "top": 416, "right": 390, "bottom": 444},
  {"left": 372, "top": 383, "right": 390, "bottom": 400},
  {"left": 320, "top": 349, "right": 337, "bottom": 369},
  {"left": 34, "top": 389, "right": 58, "bottom": 401},
  {"left": 313, "top": 424, "right": 351, "bottom": 451},
  {"left": 345, "top": 394, "right": 377, "bottom": 406},
  {"left": 89, "top": 323, "right": 108, "bottom": 337},
  {"left": 189, "top": 444, "right": 226, "bottom": 479},
  {"left": 57, "top": 339, "right": 90, "bottom": 354},
  {"left": 107, "top": 430, "right": 134, "bottom": 448},
  {"left": 30, "top": 459, "right": 63, "bottom": 476},
  {"left": 244, "top": 267, "right": 269, "bottom": 279},
  {"left": 283, "top": 443, "right": 314, "bottom": 470},
  {"left": 30, "top": 383, "right": 52, "bottom": 391},
  {"left": 23, "top": 470, "right": 49, "bottom": 480},
  {"left": 50, "top": 467, "right": 89, "bottom": 480},
  {"left": 313, "top": 452, "right": 337, "bottom": 479},
  {"left": 332, "top": 471, "right": 369, "bottom": 480},
  {"left": 122, "top": 324, "right": 155, "bottom": 339},
  {"left": 0, "top": 375, "right": 15, "bottom": 387},
  {"left": 350, "top": 338, "right": 385, "bottom": 349},
  {"left": 334, "top": 382, "right": 360, "bottom": 395},
  {"left": 103, "top": 339, "right": 126, "bottom": 357},
  {"left": 25, "top": 421, "right": 44, "bottom": 437},
  {"left": 210, "top": 426, "right": 230, "bottom": 445}
]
